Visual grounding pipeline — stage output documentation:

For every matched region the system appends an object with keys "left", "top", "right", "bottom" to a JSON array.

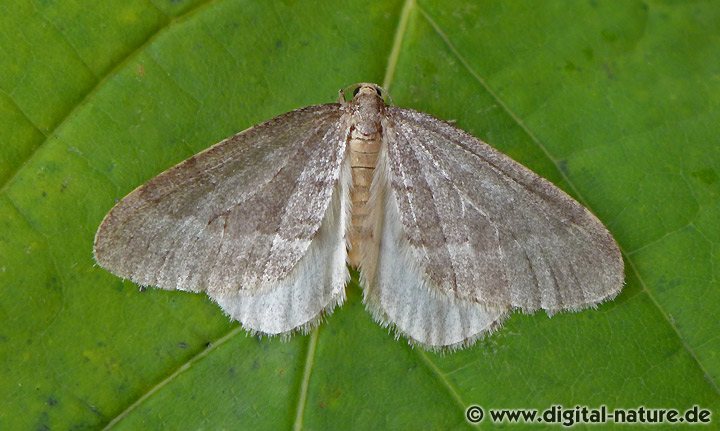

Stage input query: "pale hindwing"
[
  {"left": 383, "top": 107, "right": 624, "bottom": 313},
  {"left": 214, "top": 162, "right": 351, "bottom": 334},
  {"left": 361, "top": 146, "right": 507, "bottom": 349},
  {"left": 94, "top": 104, "right": 348, "bottom": 296}
]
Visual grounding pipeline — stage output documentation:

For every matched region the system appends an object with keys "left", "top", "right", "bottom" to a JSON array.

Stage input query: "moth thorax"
[{"left": 348, "top": 132, "right": 381, "bottom": 267}]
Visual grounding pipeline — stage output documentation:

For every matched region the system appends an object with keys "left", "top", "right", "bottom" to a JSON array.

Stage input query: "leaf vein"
[
  {"left": 102, "top": 327, "right": 244, "bottom": 429},
  {"left": 293, "top": 329, "right": 319, "bottom": 431},
  {"left": 417, "top": 4, "right": 720, "bottom": 396},
  {"left": 0, "top": 0, "right": 217, "bottom": 195},
  {"left": 415, "top": 350, "right": 466, "bottom": 412}
]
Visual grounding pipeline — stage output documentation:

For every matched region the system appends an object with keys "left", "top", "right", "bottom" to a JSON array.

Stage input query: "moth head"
[{"left": 340, "top": 83, "right": 389, "bottom": 104}]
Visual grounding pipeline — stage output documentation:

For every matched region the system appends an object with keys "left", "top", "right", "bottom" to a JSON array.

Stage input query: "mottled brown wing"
[
  {"left": 94, "top": 104, "right": 349, "bottom": 295},
  {"left": 383, "top": 107, "right": 623, "bottom": 313}
]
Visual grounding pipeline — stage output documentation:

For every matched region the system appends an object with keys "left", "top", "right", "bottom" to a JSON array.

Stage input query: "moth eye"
[
  {"left": 353, "top": 87, "right": 361, "bottom": 96},
  {"left": 375, "top": 87, "right": 383, "bottom": 97}
]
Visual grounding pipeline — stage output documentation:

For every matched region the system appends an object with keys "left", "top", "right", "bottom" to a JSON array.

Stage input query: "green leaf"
[{"left": 1, "top": 0, "right": 719, "bottom": 429}]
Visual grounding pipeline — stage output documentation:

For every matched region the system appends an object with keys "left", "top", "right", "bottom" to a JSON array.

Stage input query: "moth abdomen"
[{"left": 348, "top": 133, "right": 381, "bottom": 267}]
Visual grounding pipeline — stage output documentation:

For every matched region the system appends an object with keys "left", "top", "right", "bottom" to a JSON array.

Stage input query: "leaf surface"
[{"left": 1, "top": 0, "right": 718, "bottom": 429}]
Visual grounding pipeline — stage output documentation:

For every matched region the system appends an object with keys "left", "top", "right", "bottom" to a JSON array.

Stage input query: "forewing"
[
  {"left": 383, "top": 107, "right": 623, "bottom": 313},
  {"left": 94, "top": 104, "right": 349, "bottom": 295}
]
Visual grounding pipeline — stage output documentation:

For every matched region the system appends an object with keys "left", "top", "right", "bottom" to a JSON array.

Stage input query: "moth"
[{"left": 94, "top": 83, "right": 624, "bottom": 350}]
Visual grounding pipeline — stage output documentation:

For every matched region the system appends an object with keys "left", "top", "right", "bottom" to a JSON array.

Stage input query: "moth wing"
[
  {"left": 361, "top": 154, "right": 508, "bottom": 348},
  {"left": 378, "top": 107, "right": 623, "bottom": 314},
  {"left": 94, "top": 104, "right": 349, "bottom": 299},
  {"left": 214, "top": 168, "right": 350, "bottom": 335}
]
